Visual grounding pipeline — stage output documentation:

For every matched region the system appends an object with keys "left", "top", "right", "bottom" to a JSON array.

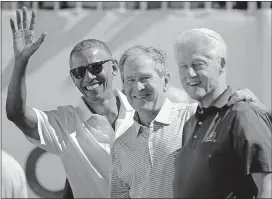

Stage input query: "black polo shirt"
[{"left": 173, "top": 87, "right": 272, "bottom": 198}]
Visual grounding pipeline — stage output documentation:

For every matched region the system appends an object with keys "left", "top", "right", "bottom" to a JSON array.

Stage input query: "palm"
[
  {"left": 10, "top": 7, "right": 46, "bottom": 60},
  {"left": 13, "top": 29, "right": 35, "bottom": 58}
]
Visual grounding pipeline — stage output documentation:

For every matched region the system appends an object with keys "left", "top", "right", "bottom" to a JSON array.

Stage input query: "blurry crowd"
[{"left": 2, "top": 1, "right": 270, "bottom": 10}]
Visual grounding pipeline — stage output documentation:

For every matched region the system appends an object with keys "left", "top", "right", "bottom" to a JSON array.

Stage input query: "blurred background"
[{"left": 1, "top": 1, "right": 271, "bottom": 198}]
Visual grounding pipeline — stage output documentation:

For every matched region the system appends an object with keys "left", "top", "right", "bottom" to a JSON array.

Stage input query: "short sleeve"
[
  {"left": 233, "top": 108, "right": 272, "bottom": 175},
  {"left": 25, "top": 106, "right": 74, "bottom": 155}
]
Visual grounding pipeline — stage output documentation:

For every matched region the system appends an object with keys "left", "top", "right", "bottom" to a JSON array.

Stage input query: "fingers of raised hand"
[
  {"left": 16, "top": 9, "right": 23, "bottom": 30},
  {"left": 12, "top": 7, "right": 36, "bottom": 32},
  {"left": 29, "top": 10, "right": 36, "bottom": 31},
  {"left": 31, "top": 32, "right": 47, "bottom": 51},
  {"left": 10, "top": 18, "right": 16, "bottom": 34},
  {"left": 22, "top": 6, "right": 29, "bottom": 29}
]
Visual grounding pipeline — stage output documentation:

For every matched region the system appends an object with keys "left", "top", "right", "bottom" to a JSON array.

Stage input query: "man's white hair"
[{"left": 174, "top": 28, "right": 228, "bottom": 62}]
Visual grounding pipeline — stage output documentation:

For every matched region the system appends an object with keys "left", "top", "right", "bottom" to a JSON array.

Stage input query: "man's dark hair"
[{"left": 69, "top": 39, "right": 112, "bottom": 65}]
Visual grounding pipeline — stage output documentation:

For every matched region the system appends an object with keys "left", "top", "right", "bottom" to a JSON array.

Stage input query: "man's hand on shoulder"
[{"left": 227, "top": 88, "right": 267, "bottom": 110}]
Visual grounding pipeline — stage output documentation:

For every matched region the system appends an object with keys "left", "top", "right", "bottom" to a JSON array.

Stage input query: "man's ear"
[
  {"left": 112, "top": 60, "right": 118, "bottom": 76},
  {"left": 163, "top": 73, "right": 170, "bottom": 92},
  {"left": 219, "top": 58, "right": 226, "bottom": 74}
]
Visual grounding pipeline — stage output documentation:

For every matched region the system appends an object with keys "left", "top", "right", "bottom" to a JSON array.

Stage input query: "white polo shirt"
[{"left": 26, "top": 88, "right": 135, "bottom": 198}]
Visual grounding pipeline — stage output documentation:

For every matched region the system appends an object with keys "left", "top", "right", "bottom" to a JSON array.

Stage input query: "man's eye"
[
  {"left": 75, "top": 67, "right": 86, "bottom": 75},
  {"left": 180, "top": 65, "right": 188, "bottom": 68},
  {"left": 126, "top": 79, "right": 135, "bottom": 84},
  {"left": 193, "top": 63, "right": 205, "bottom": 68},
  {"left": 141, "top": 76, "right": 151, "bottom": 82}
]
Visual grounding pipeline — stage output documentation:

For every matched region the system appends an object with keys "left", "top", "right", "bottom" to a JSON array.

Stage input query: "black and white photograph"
[{"left": 1, "top": 1, "right": 272, "bottom": 198}]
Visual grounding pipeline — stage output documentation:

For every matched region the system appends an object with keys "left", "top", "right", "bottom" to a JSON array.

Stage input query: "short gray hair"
[
  {"left": 174, "top": 28, "right": 227, "bottom": 62},
  {"left": 119, "top": 45, "right": 169, "bottom": 83}
]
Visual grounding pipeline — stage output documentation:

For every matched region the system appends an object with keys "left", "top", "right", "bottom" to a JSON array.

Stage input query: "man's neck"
[
  {"left": 83, "top": 91, "right": 120, "bottom": 125},
  {"left": 200, "top": 84, "right": 228, "bottom": 108},
  {"left": 136, "top": 97, "right": 166, "bottom": 127}
]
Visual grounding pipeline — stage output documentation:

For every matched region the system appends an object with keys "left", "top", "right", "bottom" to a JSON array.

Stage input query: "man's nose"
[
  {"left": 188, "top": 67, "right": 197, "bottom": 77},
  {"left": 85, "top": 70, "right": 95, "bottom": 80},
  {"left": 136, "top": 81, "right": 145, "bottom": 90}
]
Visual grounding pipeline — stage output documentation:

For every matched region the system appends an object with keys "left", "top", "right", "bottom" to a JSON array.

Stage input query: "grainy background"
[{"left": 1, "top": 1, "right": 271, "bottom": 198}]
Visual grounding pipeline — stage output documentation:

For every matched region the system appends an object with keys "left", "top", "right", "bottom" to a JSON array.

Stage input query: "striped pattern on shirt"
[{"left": 110, "top": 98, "right": 197, "bottom": 198}]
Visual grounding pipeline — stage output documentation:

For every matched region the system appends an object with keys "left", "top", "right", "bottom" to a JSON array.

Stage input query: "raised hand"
[{"left": 10, "top": 6, "right": 47, "bottom": 61}]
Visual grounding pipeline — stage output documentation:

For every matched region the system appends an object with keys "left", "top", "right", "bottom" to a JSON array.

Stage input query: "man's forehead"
[
  {"left": 125, "top": 54, "right": 154, "bottom": 67},
  {"left": 70, "top": 48, "right": 109, "bottom": 68},
  {"left": 176, "top": 43, "right": 215, "bottom": 61},
  {"left": 73, "top": 48, "right": 107, "bottom": 59},
  {"left": 124, "top": 56, "right": 155, "bottom": 72},
  {"left": 123, "top": 58, "right": 160, "bottom": 79},
  {"left": 175, "top": 32, "right": 223, "bottom": 57}
]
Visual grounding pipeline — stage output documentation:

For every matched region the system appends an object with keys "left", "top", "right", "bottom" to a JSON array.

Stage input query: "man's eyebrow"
[
  {"left": 140, "top": 73, "right": 153, "bottom": 76},
  {"left": 192, "top": 55, "right": 210, "bottom": 62},
  {"left": 124, "top": 76, "right": 135, "bottom": 79},
  {"left": 125, "top": 73, "right": 153, "bottom": 79},
  {"left": 192, "top": 59, "right": 206, "bottom": 63}
]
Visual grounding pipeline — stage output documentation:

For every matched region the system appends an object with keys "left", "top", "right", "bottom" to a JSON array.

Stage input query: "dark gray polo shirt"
[{"left": 173, "top": 87, "right": 272, "bottom": 198}]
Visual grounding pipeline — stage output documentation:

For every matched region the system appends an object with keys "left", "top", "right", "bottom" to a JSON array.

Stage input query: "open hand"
[{"left": 10, "top": 6, "right": 47, "bottom": 62}]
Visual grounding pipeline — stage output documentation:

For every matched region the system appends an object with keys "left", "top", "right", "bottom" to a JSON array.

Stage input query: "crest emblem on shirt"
[{"left": 203, "top": 131, "right": 217, "bottom": 142}]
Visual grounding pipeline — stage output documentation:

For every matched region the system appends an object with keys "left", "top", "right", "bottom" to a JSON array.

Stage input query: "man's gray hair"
[
  {"left": 119, "top": 45, "right": 169, "bottom": 83},
  {"left": 174, "top": 28, "right": 227, "bottom": 62}
]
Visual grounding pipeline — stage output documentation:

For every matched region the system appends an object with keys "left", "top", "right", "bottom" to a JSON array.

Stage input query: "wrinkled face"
[
  {"left": 70, "top": 48, "right": 117, "bottom": 103},
  {"left": 123, "top": 55, "right": 168, "bottom": 113},
  {"left": 175, "top": 43, "right": 222, "bottom": 102}
]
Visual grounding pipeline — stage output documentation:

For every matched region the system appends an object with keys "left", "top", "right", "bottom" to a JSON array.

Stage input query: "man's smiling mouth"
[
  {"left": 188, "top": 81, "right": 201, "bottom": 86},
  {"left": 84, "top": 82, "right": 102, "bottom": 91},
  {"left": 133, "top": 94, "right": 150, "bottom": 99}
]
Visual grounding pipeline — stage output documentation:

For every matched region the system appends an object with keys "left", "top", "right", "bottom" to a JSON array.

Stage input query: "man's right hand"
[{"left": 10, "top": 6, "right": 47, "bottom": 62}]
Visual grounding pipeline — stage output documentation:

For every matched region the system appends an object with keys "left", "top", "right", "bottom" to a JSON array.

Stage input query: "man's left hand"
[{"left": 227, "top": 88, "right": 267, "bottom": 110}]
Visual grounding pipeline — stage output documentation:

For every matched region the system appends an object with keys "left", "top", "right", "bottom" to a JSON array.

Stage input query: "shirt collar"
[
  {"left": 196, "top": 86, "right": 233, "bottom": 118},
  {"left": 114, "top": 88, "right": 134, "bottom": 119},
  {"left": 134, "top": 98, "right": 173, "bottom": 137},
  {"left": 76, "top": 88, "right": 134, "bottom": 122}
]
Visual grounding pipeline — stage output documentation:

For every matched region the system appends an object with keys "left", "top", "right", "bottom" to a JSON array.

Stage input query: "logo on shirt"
[{"left": 203, "top": 131, "right": 217, "bottom": 142}]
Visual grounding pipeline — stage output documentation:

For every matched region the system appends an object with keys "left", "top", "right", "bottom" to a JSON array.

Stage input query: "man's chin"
[
  {"left": 133, "top": 104, "right": 153, "bottom": 113},
  {"left": 186, "top": 88, "right": 204, "bottom": 100},
  {"left": 84, "top": 93, "right": 105, "bottom": 102}
]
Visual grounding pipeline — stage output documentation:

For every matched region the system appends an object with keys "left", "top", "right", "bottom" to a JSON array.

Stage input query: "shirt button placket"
[
  {"left": 191, "top": 121, "right": 201, "bottom": 149},
  {"left": 148, "top": 126, "right": 155, "bottom": 167}
]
